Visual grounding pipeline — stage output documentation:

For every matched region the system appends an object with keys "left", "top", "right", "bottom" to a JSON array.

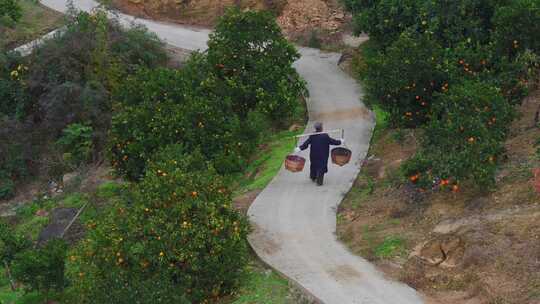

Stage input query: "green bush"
[
  {"left": 70, "top": 146, "right": 250, "bottom": 303},
  {"left": 0, "top": 174, "right": 15, "bottom": 200},
  {"left": 0, "top": 0, "right": 21, "bottom": 22},
  {"left": 0, "top": 10, "right": 169, "bottom": 194},
  {"left": 0, "top": 220, "right": 31, "bottom": 266},
  {"left": 361, "top": 30, "right": 446, "bottom": 127},
  {"left": 207, "top": 8, "right": 306, "bottom": 124},
  {"left": 0, "top": 143, "right": 28, "bottom": 200},
  {"left": 536, "top": 137, "right": 540, "bottom": 159},
  {"left": 403, "top": 80, "right": 514, "bottom": 188},
  {"left": 12, "top": 239, "right": 67, "bottom": 296},
  {"left": 56, "top": 123, "right": 94, "bottom": 167},
  {"left": 0, "top": 53, "right": 28, "bottom": 118}
]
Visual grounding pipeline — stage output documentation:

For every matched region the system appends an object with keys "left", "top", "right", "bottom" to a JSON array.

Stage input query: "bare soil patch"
[{"left": 337, "top": 89, "right": 540, "bottom": 304}]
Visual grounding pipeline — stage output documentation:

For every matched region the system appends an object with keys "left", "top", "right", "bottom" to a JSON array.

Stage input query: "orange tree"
[
  {"left": 345, "top": 0, "right": 539, "bottom": 189},
  {"left": 344, "top": 0, "right": 498, "bottom": 48},
  {"left": 402, "top": 80, "right": 514, "bottom": 189},
  {"left": 360, "top": 30, "right": 446, "bottom": 127},
  {"left": 109, "top": 8, "right": 307, "bottom": 180},
  {"left": 108, "top": 61, "right": 263, "bottom": 179},
  {"left": 343, "top": 0, "right": 421, "bottom": 47},
  {"left": 492, "top": 0, "right": 540, "bottom": 58},
  {"left": 68, "top": 145, "right": 250, "bottom": 303},
  {"left": 206, "top": 8, "right": 307, "bottom": 125}
]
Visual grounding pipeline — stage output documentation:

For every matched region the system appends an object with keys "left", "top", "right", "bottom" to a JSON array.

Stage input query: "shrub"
[
  {"left": 56, "top": 123, "right": 94, "bottom": 167},
  {"left": 0, "top": 53, "right": 28, "bottom": 118},
  {"left": 361, "top": 30, "right": 446, "bottom": 127},
  {"left": 70, "top": 146, "right": 250, "bottom": 303},
  {"left": 0, "top": 0, "right": 21, "bottom": 22},
  {"left": 0, "top": 10, "right": 169, "bottom": 194},
  {"left": 12, "top": 239, "right": 67, "bottom": 296},
  {"left": 0, "top": 220, "right": 31, "bottom": 266},
  {"left": 207, "top": 8, "right": 306, "bottom": 124},
  {"left": 307, "top": 30, "right": 322, "bottom": 49},
  {"left": 536, "top": 137, "right": 540, "bottom": 159},
  {"left": 0, "top": 174, "right": 15, "bottom": 200},
  {"left": 0, "top": 143, "right": 28, "bottom": 200},
  {"left": 403, "top": 80, "right": 513, "bottom": 188}
]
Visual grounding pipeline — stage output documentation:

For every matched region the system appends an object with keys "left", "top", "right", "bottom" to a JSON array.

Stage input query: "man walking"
[{"left": 295, "top": 122, "right": 344, "bottom": 186}]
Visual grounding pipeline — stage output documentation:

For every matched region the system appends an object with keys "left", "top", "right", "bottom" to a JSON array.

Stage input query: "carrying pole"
[{"left": 293, "top": 129, "right": 343, "bottom": 138}]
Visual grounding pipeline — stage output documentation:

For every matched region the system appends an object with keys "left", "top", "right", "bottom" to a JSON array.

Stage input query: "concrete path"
[{"left": 26, "top": 1, "right": 424, "bottom": 303}]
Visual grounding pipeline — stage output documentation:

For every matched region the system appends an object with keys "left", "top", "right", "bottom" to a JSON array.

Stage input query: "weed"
[
  {"left": 307, "top": 30, "right": 321, "bottom": 49},
  {"left": 95, "top": 181, "right": 121, "bottom": 199},
  {"left": 374, "top": 236, "right": 406, "bottom": 259}
]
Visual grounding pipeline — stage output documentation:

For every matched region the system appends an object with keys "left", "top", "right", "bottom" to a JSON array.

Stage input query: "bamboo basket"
[
  {"left": 285, "top": 155, "right": 306, "bottom": 173},
  {"left": 331, "top": 147, "right": 352, "bottom": 166}
]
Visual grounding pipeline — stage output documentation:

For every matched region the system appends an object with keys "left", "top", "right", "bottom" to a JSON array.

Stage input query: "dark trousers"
[{"left": 310, "top": 169, "right": 324, "bottom": 186}]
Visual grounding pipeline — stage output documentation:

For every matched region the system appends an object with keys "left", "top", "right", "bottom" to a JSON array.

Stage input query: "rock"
[
  {"left": 410, "top": 235, "right": 465, "bottom": 268},
  {"left": 333, "top": 13, "right": 345, "bottom": 20},
  {"left": 413, "top": 239, "right": 446, "bottom": 266},
  {"left": 342, "top": 33, "right": 369, "bottom": 48},
  {"left": 439, "top": 236, "right": 465, "bottom": 268}
]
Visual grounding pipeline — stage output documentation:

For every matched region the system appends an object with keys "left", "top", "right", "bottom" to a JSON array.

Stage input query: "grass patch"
[
  {"left": 374, "top": 236, "right": 406, "bottom": 259},
  {"left": 371, "top": 105, "right": 390, "bottom": 142},
  {"left": 347, "top": 174, "right": 375, "bottom": 210},
  {"left": 0, "top": 0, "right": 64, "bottom": 49},
  {"left": 95, "top": 181, "right": 122, "bottom": 199},
  {"left": 233, "top": 129, "right": 304, "bottom": 194},
  {"left": 226, "top": 262, "right": 293, "bottom": 304}
]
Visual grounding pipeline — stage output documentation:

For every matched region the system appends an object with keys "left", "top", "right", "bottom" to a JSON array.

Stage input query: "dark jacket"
[{"left": 299, "top": 133, "right": 342, "bottom": 174}]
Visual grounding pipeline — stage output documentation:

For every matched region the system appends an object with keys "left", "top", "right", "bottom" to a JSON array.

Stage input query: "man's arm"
[
  {"left": 328, "top": 136, "right": 342, "bottom": 146},
  {"left": 299, "top": 136, "right": 312, "bottom": 150}
]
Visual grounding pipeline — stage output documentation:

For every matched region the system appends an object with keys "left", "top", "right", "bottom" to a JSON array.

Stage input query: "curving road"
[{"left": 27, "top": 1, "right": 424, "bottom": 303}]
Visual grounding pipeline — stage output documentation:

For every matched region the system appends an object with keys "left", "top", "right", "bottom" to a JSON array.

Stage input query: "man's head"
[{"left": 314, "top": 122, "right": 323, "bottom": 132}]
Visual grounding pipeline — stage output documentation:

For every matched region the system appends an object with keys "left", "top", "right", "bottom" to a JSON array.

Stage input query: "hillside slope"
[{"left": 337, "top": 87, "right": 540, "bottom": 303}]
